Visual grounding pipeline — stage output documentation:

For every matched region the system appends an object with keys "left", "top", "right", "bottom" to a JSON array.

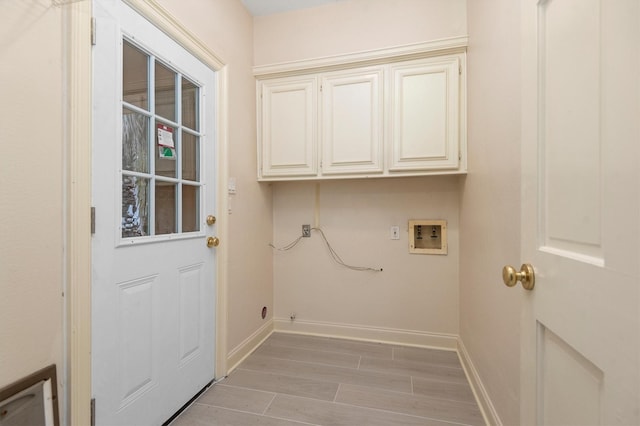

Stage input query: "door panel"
[
  {"left": 540, "top": 0, "right": 602, "bottom": 260},
  {"left": 521, "top": 1, "right": 639, "bottom": 425},
  {"left": 92, "top": 2, "right": 217, "bottom": 425},
  {"left": 538, "top": 324, "right": 604, "bottom": 426}
]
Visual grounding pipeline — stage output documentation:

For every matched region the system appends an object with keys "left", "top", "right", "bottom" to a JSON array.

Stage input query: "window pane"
[
  {"left": 155, "top": 61, "right": 176, "bottom": 121},
  {"left": 122, "top": 176, "right": 149, "bottom": 237},
  {"left": 155, "top": 122, "right": 176, "bottom": 178},
  {"left": 123, "top": 41, "right": 148, "bottom": 109},
  {"left": 182, "top": 132, "right": 199, "bottom": 182},
  {"left": 155, "top": 181, "right": 176, "bottom": 235},
  {"left": 182, "top": 77, "right": 199, "bottom": 131},
  {"left": 122, "top": 109, "right": 149, "bottom": 173},
  {"left": 182, "top": 184, "right": 200, "bottom": 233}
]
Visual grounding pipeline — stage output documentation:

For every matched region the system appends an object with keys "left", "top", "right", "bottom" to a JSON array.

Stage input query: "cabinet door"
[
  {"left": 321, "top": 67, "right": 384, "bottom": 175},
  {"left": 259, "top": 76, "right": 317, "bottom": 178},
  {"left": 390, "top": 56, "right": 460, "bottom": 171}
]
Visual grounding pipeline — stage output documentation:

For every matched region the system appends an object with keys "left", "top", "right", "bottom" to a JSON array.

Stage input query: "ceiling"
[{"left": 241, "top": 0, "right": 346, "bottom": 16}]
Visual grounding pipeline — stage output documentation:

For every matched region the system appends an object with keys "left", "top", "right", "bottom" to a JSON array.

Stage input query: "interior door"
[
  {"left": 519, "top": 0, "right": 639, "bottom": 424},
  {"left": 91, "top": 2, "right": 217, "bottom": 425}
]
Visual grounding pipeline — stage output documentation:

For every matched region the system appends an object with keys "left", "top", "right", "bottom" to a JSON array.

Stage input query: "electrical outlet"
[
  {"left": 391, "top": 226, "right": 400, "bottom": 240},
  {"left": 302, "top": 224, "right": 311, "bottom": 237}
]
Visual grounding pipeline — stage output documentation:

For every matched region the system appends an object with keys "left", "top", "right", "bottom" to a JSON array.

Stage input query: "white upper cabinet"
[
  {"left": 259, "top": 75, "right": 317, "bottom": 177},
  {"left": 321, "top": 67, "right": 384, "bottom": 175},
  {"left": 390, "top": 56, "right": 460, "bottom": 171},
  {"left": 255, "top": 37, "right": 467, "bottom": 181}
]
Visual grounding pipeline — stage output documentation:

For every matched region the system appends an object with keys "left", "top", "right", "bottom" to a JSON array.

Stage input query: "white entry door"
[
  {"left": 91, "top": 2, "right": 218, "bottom": 425},
  {"left": 520, "top": 0, "right": 639, "bottom": 424}
]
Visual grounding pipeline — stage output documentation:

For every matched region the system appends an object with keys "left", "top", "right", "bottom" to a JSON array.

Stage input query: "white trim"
[
  {"left": 539, "top": 245, "right": 605, "bottom": 267},
  {"left": 226, "top": 320, "right": 275, "bottom": 373},
  {"left": 258, "top": 169, "right": 467, "bottom": 182},
  {"left": 65, "top": 1, "right": 92, "bottom": 424},
  {"left": 215, "top": 65, "right": 230, "bottom": 378},
  {"left": 457, "top": 338, "right": 499, "bottom": 426},
  {"left": 122, "top": 0, "right": 225, "bottom": 70},
  {"left": 254, "top": 36, "right": 468, "bottom": 78},
  {"left": 273, "top": 318, "right": 458, "bottom": 350}
]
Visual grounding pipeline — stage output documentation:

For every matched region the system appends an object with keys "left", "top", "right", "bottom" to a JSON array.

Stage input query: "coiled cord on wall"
[{"left": 269, "top": 227, "right": 383, "bottom": 272}]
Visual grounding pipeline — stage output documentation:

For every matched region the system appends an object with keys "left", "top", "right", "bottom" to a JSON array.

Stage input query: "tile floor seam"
[
  {"left": 323, "top": 398, "right": 476, "bottom": 426},
  {"left": 238, "top": 362, "right": 417, "bottom": 395},
  {"left": 361, "top": 358, "right": 465, "bottom": 371},
  {"left": 252, "top": 354, "right": 361, "bottom": 371},
  {"left": 261, "top": 392, "right": 278, "bottom": 415},
  {"left": 209, "top": 382, "right": 283, "bottom": 397},
  {"left": 235, "top": 365, "right": 358, "bottom": 385}
]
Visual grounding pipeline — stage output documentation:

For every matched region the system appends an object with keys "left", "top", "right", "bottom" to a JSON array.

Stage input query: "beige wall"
[
  {"left": 460, "top": 0, "right": 522, "bottom": 424},
  {"left": 0, "top": 0, "right": 65, "bottom": 410},
  {"left": 272, "top": 178, "right": 460, "bottom": 343},
  {"left": 157, "top": 0, "right": 274, "bottom": 357},
  {"left": 253, "top": 0, "right": 466, "bottom": 65},
  {"left": 255, "top": 0, "right": 467, "bottom": 344}
]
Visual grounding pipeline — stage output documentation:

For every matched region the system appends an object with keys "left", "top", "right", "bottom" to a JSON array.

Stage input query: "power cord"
[
  {"left": 269, "top": 227, "right": 383, "bottom": 272},
  {"left": 268, "top": 235, "right": 304, "bottom": 251}
]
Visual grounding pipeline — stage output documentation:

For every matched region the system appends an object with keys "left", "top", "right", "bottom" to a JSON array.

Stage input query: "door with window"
[
  {"left": 92, "top": 2, "right": 218, "bottom": 425},
  {"left": 518, "top": 1, "right": 639, "bottom": 424}
]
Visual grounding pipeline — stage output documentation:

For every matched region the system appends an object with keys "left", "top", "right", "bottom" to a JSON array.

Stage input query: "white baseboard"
[
  {"left": 226, "top": 320, "right": 274, "bottom": 374},
  {"left": 273, "top": 318, "right": 458, "bottom": 350},
  {"left": 457, "top": 337, "right": 500, "bottom": 426}
]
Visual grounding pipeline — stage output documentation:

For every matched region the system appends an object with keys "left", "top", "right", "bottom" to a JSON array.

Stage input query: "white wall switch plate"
[
  {"left": 391, "top": 226, "right": 400, "bottom": 240},
  {"left": 228, "top": 177, "right": 237, "bottom": 194}
]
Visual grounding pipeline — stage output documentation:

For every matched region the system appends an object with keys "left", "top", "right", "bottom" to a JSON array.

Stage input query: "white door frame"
[{"left": 64, "top": 1, "right": 229, "bottom": 423}]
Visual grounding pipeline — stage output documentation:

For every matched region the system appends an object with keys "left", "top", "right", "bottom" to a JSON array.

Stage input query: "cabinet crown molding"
[{"left": 253, "top": 36, "right": 468, "bottom": 78}]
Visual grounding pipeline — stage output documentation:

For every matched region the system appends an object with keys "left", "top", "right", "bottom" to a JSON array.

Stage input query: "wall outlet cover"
[{"left": 391, "top": 226, "right": 400, "bottom": 240}]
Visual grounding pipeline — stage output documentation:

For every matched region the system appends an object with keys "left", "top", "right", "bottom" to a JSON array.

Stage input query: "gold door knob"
[
  {"left": 206, "top": 215, "right": 216, "bottom": 225},
  {"left": 206, "top": 236, "right": 220, "bottom": 248},
  {"left": 502, "top": 264, "right": 535, "bottom": 290}
]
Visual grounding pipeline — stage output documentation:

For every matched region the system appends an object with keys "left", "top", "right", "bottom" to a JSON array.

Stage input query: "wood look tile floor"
[{"left": 171, "top": 333, "right": 485, "bottom": 426}]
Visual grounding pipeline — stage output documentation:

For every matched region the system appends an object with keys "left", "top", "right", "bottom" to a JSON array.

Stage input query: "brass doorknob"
[
  {"left": 502, "top": 264, "right": 535, "bottom": 290},
  {"left": 206, "top": 236, "right": 220, "bottom": 248},
  {"left": 206, "top": 215, "right": 216, "bottom": 225}
]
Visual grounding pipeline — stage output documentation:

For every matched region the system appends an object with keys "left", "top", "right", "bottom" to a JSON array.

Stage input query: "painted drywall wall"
[
  {"left": 460, "top": 0, "right": 522, "bottom": 424},
  {"left": 256, "top": 0, "right": 467, "bottom": 344},
  {"left": 272, "top": 178, "right": 460, "bottom": 344},
  {"left": 0, "top": 0, "right": 64, "bottom": 411},
  {"left": 253, "top": 0, "right": 466, "bottom": 65},
  {"left": 157, "top": 0, "right": 274, "bottom": 362}
]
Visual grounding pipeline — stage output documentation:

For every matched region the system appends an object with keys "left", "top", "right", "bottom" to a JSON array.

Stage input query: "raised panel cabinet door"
[
  {"left": 320, "top": 67, "right": 384, "bottom": 175},
  {"left": 390, "top": 56, "right": 461, "bottom": 171},
  {"left": 259, "top": 76, "right": 318, "bottom": 178}
]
